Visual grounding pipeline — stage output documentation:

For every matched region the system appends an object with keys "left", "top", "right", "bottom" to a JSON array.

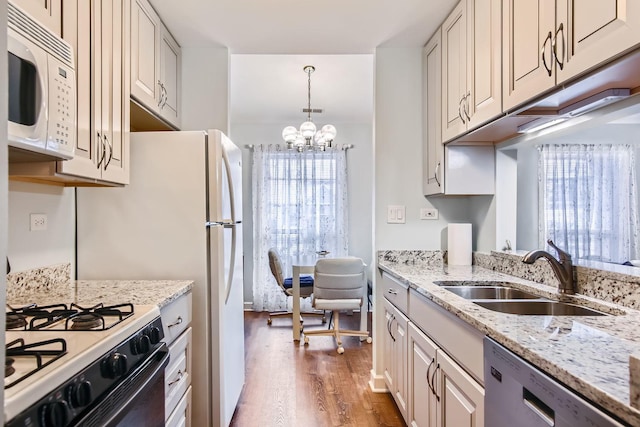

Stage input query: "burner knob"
[
  {"left": 147, "top": 326, "right": 162, "bottom": 344},
  {"left": 131, "top": 334, "right": 151, "bottom": 355},
  {"left": 41, "top": 401, "right": 68, "bottom": 427},
  {"left": 102, "top": 353, "right": 128, "bottom": 378},
  {"left": 67, "top": 380, "right": 92, "bottom": 408}
]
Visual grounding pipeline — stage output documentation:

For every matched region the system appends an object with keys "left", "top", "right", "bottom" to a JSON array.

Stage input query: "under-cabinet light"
[
  {"left": 558, "top": 88, "right": 631, "bottom": 117},
  {"left": 517, "top": 118, "right": 568, "bottom": 134}
]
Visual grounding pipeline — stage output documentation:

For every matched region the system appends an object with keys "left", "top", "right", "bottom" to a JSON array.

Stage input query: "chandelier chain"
[{"left": 307, "top": 68, "right": 312, "bottom": 121}]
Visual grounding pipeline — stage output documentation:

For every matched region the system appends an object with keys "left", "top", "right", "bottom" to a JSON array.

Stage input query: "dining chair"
[
  {"left": 303, "top": 257, "right": 372, "bottom": 354},
  {"left": 267, "top": 248, "right": 326, "bottom": 325}
]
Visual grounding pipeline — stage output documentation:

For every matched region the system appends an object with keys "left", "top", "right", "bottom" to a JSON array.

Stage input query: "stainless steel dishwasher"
[{"left": 484, "top": 337, "right": 627, "bottom": 427}]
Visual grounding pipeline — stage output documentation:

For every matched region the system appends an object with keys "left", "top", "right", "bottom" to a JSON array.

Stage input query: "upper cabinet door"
[
  {"left": 556, "top": 0, "right": 640, "bottom": 84},
  {"left": 423, "top": 31, "right": 444, "bottom": 197},
  {"left": 159, "top": 28, "right": 182, "bottom": 128},
  {"left": 502, "top": 0, "right": 556, "bottom": 111},
  {"left": 466, "top": 0, "right": 501, "bottom": 130},
  {"left": 12, "top": 0, "right": 62, "bottom": 36},
  {"left": 441, "top": 1, "right": 468, "bottom": 142},
  {"left": 131, "top": 0, "right": 161, "bottom": 109}
]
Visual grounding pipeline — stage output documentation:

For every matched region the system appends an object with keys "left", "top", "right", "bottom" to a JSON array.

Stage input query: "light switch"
[{"left": 387, "top": 205, "right": 406, "bottom": 224}]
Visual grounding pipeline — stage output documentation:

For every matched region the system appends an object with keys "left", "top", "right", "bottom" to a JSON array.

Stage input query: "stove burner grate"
[
  {"left": 6, "top": 303, "right": 135, "bottom": 331},
  {"left": 5, "top": 357, "right": 15, "bottom": 378},
  {"left": 4, "top": 338, "right": 67, "bottom": 389}
]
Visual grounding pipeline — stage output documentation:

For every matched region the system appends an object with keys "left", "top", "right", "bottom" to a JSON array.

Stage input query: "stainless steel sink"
[
  {"left": 441, "top": 286, "right": 543, "bottom": 300},
  {"left": 475, "top": 300, "right": 608, "bottom": 316}
]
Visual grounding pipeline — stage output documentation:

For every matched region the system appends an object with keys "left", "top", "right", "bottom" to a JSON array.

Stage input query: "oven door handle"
[{"left": 73, "top": 343, "right": 170, "bottom": 427}]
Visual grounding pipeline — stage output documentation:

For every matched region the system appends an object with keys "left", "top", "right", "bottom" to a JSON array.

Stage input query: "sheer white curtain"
[
  {"left": 252, "top": 145, "right": 349, "bottom": 311},
  {"left": 538, "top": 144, "right": 639, "bottom": 263}
]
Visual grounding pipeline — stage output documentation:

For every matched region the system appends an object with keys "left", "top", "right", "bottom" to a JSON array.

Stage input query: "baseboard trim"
[
  {"left": 368, "top": 369, "right": 388, "bottom": 393},
  {"left": 244, "top": 302, "right": 253, "bottom": 311}
]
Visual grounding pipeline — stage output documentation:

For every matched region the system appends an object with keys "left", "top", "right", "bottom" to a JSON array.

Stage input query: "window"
[
  {"left": 538, "top": 144, "right": 639, "bottom": 263},
  {"left": 251, "top": 146, "right": 348, "bottom": 311}
]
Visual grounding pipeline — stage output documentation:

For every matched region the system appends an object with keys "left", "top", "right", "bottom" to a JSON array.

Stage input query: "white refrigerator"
[{"left": 77, "top": 129, "right": 245, "bottom": 427}]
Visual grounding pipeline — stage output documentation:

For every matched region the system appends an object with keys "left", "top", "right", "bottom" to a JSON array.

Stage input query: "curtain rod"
[{"left": 244, "top": 144, "right": 354, "bottom": 151}]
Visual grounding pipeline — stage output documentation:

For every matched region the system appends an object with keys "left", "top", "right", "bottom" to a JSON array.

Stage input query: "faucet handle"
[{"left": 547, "top": 239, "right": 571, "bottom": 263}]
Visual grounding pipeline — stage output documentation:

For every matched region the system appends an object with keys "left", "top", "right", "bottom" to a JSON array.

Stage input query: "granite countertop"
[
  {"left": 378, "top": 259, "right": 640, "bottom": 426},
  {"left": 7, "top": 279, "right": 194, "bottom": 309}
]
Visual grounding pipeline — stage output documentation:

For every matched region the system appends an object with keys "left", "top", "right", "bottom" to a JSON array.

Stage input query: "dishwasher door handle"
[{"left": 522, "top": 387, "right": 554, "bottom": 426}]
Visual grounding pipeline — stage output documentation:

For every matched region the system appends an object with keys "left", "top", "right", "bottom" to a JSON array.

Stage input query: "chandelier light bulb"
[
  {"left": 321, "top": 124, "right": 337, "bottom": 141},
  {"left": 300, "top": 121, "right": 316, "bottom": 139},
  {"left": 282, "top": 126, "right": 298, "bottom": 143}
]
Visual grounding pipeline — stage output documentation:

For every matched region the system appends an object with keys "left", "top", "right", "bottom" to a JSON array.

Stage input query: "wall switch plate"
[
  {"left": 387, "top": 205, "right": 406, "bottom": 224},
  {"left": 30, "top": 213, "right": 47, "bottom": 231},
  {"left": 420, "top": 208, "right": 439, "bottom": 220}
]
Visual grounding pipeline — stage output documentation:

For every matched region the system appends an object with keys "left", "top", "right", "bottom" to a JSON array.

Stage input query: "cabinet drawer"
[
  {"left": 381, "top": 273, "right": 409, "bottom": 315},
  {"left": 165, "top": 327, "right": 192, "bottom": 418},
  {"left": 166, "top": 385, "right": 192, "bottom": 427},
  {"left": 161, "top": 292, "right": 192, "bottom": 344},
  {"left": 409, "top": 289, "right": 484, "bottom": 384}
]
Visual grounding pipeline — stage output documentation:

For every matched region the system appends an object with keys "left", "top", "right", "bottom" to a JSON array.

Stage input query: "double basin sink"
[{"left": 433, "top": 281, "right": 610, "bottom": 316}]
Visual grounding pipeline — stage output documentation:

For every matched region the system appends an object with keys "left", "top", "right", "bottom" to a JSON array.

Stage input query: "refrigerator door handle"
[{"left": 205, "top": 221, "right": 224, "bottom": 227}]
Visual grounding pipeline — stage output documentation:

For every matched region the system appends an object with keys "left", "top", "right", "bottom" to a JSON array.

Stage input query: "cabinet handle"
[
  {"left": 167, "top": 316, "right": 183, "bottom": 328},
  {"left": 541, "top": 31, "right": 553, "bottom": 76},
  {"left": 103, "top": 134, "right": 113, "bottom": 170},
  {"left": 431, "top": 363, "right": 440, "bottom": 401},
  {"left": 157, "top": 80, "right": 164, "bottom": 107},
  {"left": 426, "top": 357, "right": 436, "bottom": 395},
  {"left": 387, "top": 288, "right": 398, "bottom": 295},
  {"left": 464, "top": 91, "right": 471, "bottom": 121},
  {"left": 389, "top": 314, "right": 396, "bottom": 342},
  {"left": 553, "top": 22, "right": 565, "bottom": 70},
  {"left": 161, "top": 84, "right": 168, "bottom": 108},
  {"left": 458, "top": 96, "right": 466, "bottom": 124},
  {"left": 96, "top": 132, "right": 106, "bottom": 169},
  {"left": 168, "top": 370, "right": 184, "bottom": 386},
  {"left": 434, "top": 161, "right": 441, "bottom": 187}
]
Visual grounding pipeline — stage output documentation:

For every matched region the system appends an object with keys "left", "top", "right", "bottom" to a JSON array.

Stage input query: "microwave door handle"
[{"left": 104, "top": 134, "right": 113, "bottom": 170}]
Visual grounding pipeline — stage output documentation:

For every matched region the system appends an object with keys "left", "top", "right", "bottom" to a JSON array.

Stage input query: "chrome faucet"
[{"left": 522, "top": 240, "right": 575, "bottom": 294}]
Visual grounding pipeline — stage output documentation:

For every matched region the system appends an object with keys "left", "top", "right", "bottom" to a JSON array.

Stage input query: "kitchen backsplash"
[
  {"left": 378, "top": 250, "right": 640, "bottom": 310},
  {"left": 6, "top": 262, "right": 71, "bottom": 301}
]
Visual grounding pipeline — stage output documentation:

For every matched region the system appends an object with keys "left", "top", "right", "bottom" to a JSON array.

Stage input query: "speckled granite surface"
[
  {"left": 6, "top": 263, "right": 193, "bottom": 309},
  {"left": 379, "top": 251, "right": 640, "bottom": 426}
]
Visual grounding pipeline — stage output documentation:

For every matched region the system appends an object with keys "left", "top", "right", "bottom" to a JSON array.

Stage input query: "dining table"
[{"left": 290, "top": 255, "right": 368, "bottom": 342}]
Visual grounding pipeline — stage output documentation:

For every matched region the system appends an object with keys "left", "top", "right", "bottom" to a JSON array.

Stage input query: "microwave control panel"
[{"left": 47, "top": 55, "right": 76, "bottom": 156}]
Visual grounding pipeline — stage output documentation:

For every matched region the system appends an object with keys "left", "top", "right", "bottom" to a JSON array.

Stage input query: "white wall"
[
  {"left": 181, "top": 47, "right": 229, "bottom": 132},
  {"left": 7, "top": 182, "right": 76, "bottom": 274},
  {"left": 230, "top": 123, "right": 374, "bottom": 303}
]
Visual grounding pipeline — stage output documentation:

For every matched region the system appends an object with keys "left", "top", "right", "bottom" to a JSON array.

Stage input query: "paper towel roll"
[{"left": 448, "top": 223, "right": 472, "bottom": 266}]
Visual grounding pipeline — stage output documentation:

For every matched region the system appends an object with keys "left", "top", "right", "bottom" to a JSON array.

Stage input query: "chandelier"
[{"left": 282, "top": 65, "right": 337, "bottom": 152}]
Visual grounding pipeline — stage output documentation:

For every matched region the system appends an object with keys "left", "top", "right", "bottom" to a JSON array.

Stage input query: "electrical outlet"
[
  {"left": 420, "top": 208, "right": 439, "bottom": 220},
  {"left": 30, "top": 213, "right": 47, "bottom": 231}
]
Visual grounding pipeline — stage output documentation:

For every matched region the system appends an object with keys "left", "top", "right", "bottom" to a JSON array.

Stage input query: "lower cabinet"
[
  {"left": 381, "top": 272, "right": 485, "bottom": 427},
  {"left": 161, "top": 292, "right": 193, "bottom": 425},
  {"left": 383, "top": 298, "right": 409, "bottom": 421}
]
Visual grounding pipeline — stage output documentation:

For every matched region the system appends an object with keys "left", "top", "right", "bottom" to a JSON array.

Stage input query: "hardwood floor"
[{"left": 230, "top": 311, "right": 405, "bottom": 427}]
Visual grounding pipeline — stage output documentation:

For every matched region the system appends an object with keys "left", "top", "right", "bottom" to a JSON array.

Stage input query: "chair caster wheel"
[
  {"left": 304, "top": 337, "right": 309, "bottom": 345},
  {"left": 267, "top": 317, "right": 272, "bottom": 325},
  {"left": 321, "top": 316, "right": 327, "bottom": 324},
  {"left": 337, "top": 347, "right": 345, "bottom": 354},
  {"left": 366, "top": 337, "right": 372, "bottom": 344}
]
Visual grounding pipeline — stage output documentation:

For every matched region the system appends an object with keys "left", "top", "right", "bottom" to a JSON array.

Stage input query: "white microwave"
[{"left": 7, "top": 2, "right": 76, "bottom": 161}]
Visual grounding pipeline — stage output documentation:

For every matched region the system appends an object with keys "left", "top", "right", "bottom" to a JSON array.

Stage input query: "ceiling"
[{"left": 150, "top": 0, "right": 457, "bottom": 127}]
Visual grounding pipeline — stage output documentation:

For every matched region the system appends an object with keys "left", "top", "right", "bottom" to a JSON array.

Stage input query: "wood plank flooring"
[{"left": 230, "top": 311, "right": 405, "bottom": 427}]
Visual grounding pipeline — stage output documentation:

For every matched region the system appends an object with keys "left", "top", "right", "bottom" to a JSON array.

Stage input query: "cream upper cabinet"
[
  {"left": 423, "top": 30, "right": 444, "bottom": 196},
  {"left": 503, "top": 0, "right": 640, "bottom": 111},
  {"left": 12, "top": 0, "right": 62, "bottom": 36},
  {"left": 131, "top": 0, "right": 182, "bottom": 129},
  {"left": 436, "top": 350, "right": 484, "bottom": 427},
  {"left": 556, "top": 0, "right": 640, "bottom": 84},
  {"left": 442, "top": 0, "right": 501, "bottom": 142},
  {"left": 57, "top": 0, "right": 130, "bottom": 185}
]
